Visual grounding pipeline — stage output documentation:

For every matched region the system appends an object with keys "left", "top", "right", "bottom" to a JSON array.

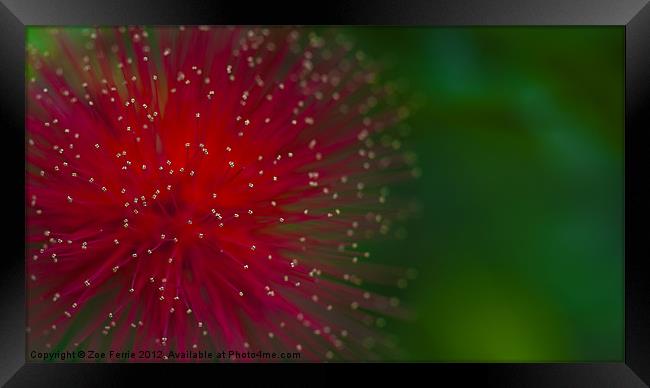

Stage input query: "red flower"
[{"left": 27, "top": 26, "right": 414, "bottom": 361}]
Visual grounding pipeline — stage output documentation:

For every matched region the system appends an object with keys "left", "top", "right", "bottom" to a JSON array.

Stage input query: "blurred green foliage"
[{"left": 347, "top": 27, "right": 623, "bottom": 361}]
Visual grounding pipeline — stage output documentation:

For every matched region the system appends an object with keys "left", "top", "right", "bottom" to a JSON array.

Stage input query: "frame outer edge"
[
  {"left": 0, "top": 0, "right": 649, "bottom": 25},
  {"left": 626, "top": 0, "right": 650, "bottom": 386},
  {"left": 0, "top": 0, "right": 646, "bottom": 386},
  {"left": 0, "top": 1, "right": 27, "bottom": 386}
]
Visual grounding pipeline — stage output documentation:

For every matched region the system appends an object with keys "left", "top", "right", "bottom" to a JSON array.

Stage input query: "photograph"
[{"left": 24, "top": 25, "right": 623, "bottom": 363}]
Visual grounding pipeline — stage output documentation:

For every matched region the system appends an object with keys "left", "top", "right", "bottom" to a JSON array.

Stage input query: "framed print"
[{"left": 0, "top": 0, "right": 648, "bottom": 386}]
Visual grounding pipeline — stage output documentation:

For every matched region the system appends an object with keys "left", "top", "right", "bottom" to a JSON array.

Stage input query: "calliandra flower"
[{"left": 26, "top": 26, "right": 417, "bottom": 361}]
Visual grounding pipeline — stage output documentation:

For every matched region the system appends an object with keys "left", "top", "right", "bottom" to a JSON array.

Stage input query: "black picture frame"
[{"left": 1, "top": 0, "right": 648, "bottom": 386}]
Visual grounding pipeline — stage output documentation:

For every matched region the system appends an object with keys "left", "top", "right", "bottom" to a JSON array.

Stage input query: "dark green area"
[{"left": 347, "top": 27, "right": 623, "bottom": 361}]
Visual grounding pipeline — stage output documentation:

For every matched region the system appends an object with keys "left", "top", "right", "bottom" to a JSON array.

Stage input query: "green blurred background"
[
  {"left": 27, "top": 27, "right": 624, "bottom": 362},
  {"left": 348, "top": 27, "right": 624, "bottom": 361}
]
